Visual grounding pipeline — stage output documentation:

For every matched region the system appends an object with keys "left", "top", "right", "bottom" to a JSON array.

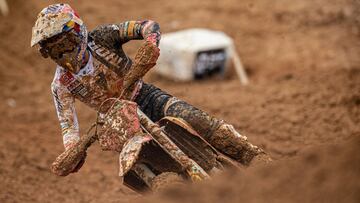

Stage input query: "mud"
[
  {"left": 165, "top": 99, "right": 221, "bottom": 139},
  {"left": 98, "top": 100, "right": 141, "bottom": 152},
  {"left": 159, "top": 117, "right": 218, "bottom": 172},
  {"left": 209, "top": 123, "right": 267, "bottom": 165},
  {"left": 165, "top": 99, "right": 266, "bottom": 165},
  {"left": 1, "top": 0, "right": 360, "bottom": 202},
  {"left": 51, "top": 131, "right": 96, "bottom": 176},
  {"left": 141, "top": 136, "right": 360, "bottom": 203},
  {"left": 150, "top": 172, "right": 185, "bottom": 193},
  {"left": 139, "top": 110, "right": 210, "bottom": 181}
]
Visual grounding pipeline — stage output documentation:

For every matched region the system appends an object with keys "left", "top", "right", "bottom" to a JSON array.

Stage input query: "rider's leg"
[
  {"left": 135, "top": 83, "right": 269, "bottom": 165},
  {"left": 134, "top": 83, "right": 172, "bottom": 122}
]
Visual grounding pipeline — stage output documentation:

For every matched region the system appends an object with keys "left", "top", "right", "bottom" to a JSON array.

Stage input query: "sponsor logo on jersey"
[{"left": 60, "top": 71, "right": 90, "bottom": 98}]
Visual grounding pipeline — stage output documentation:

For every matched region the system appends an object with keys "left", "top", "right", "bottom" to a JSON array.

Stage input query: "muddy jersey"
[{"left": 51, "top": 20, "right": 160, "bottom": 149}]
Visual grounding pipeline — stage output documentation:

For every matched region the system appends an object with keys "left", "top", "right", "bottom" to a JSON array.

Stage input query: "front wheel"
[{"left": 151, "top": 172, "right": 186, "bottom": 192}]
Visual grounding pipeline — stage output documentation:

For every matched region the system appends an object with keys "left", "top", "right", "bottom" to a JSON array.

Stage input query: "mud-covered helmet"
[{"left": 31, "top": 4, "right": 88, "bottom": 73}]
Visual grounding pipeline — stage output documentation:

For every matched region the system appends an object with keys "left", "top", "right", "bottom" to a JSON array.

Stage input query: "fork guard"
[{"left": 118, "top": 134, "right": 152, "bottom": 177}]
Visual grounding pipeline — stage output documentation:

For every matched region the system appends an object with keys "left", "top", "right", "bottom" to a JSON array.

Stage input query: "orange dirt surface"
[{"left": 0, "top": 0, "right": 359, "bottom": 202}]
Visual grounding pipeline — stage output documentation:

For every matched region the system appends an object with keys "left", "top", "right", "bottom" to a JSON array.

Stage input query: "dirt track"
[{"left": 0, "top": 0, "right": 359, "bottom": 202}]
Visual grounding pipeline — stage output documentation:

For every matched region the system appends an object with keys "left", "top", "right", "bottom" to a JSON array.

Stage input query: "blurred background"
[{"left": 0, "top": 0, "right": 359, "bottom": 202}]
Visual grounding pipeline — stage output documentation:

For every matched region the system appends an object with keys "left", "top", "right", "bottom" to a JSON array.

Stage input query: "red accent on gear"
[
  {"left": 60, "top": 71, "right": 75, "bottom": 86},
  {"left": 74, "top": 24, "right": 81, "bottom": 33},
  {"left": 73, "top": 11, "right": 80, "bottom": 18}
]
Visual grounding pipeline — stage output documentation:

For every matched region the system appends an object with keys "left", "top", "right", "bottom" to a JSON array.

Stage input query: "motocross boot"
[{"left": 164, "top": 98, "right": 270, "bottom": 166}]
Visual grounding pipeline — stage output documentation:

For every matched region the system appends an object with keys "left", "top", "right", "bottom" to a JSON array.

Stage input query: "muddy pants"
[{"left": 135, "top": 83, "right": 264, "bottom": 165}]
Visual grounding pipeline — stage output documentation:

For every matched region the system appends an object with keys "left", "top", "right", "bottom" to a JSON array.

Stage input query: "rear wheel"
[{"left": 151, "top": 172, "right": 186, "bottom": 192}]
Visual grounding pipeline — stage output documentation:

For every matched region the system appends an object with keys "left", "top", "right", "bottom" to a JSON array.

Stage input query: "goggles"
[{"left": 38, "top": 30, "right": 81, "bottom": 59}]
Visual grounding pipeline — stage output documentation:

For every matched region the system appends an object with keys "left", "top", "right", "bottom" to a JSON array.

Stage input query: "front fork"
[{"left": 137, "top": 108, "right": 211, "bottom": 182}]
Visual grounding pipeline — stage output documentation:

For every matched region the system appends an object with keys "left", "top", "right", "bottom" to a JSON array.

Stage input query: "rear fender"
[{"left": 118, "top": 134, "right": 152, "bottom": 177}]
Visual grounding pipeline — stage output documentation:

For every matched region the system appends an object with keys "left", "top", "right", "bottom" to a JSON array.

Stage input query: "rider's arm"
[
  {"left": 51, "top": 78, "right": 80, "bottom": 150},
  {"left": 117, "top": 20, "right": 161, "bottom": 46},
  {"left": 91, "top": 20, "right": 161, "bottom": 47}
]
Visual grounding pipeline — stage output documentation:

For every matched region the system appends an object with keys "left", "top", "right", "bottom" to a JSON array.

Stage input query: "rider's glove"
[
  {"left": 134, "top": 40, "right": 160, "bottom": 67},
  {"left": 64, "top": 141, "right": 87, "bottom": 174},
  {"left": 69, "top": 151, "right": 87, "bottom": 173}
]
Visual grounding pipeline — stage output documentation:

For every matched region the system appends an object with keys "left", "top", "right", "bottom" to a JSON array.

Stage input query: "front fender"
[{"left": 118, "top": 134, "right": 152, "bottom": 177}]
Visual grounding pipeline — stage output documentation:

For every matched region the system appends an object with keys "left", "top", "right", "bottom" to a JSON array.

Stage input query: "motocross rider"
[{"left": 31, "top": 4, "right": 268, "bottom": 173}]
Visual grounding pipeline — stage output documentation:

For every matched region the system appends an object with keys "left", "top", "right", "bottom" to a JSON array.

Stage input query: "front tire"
[{"left": 151, "top": 172, "right": 186, "bottom": 192}]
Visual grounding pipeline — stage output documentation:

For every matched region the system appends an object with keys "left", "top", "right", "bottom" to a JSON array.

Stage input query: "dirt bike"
[
  {"left": 50, "top": 97, "right": 241, "bottom": 193},
  {"left": 50, "top": 43, "right": 242, "bottom": 193}
]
